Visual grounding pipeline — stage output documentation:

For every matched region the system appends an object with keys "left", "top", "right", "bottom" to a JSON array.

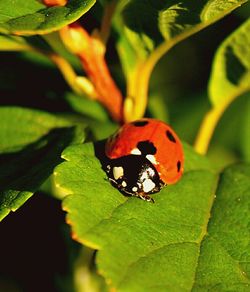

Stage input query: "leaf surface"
[
  {"left": 193, "top": 163, "right": 250, "bottom": 290},
  {"left": 0, "top": 107, "right": 86, "bottom": 221},
  {"left": 0, "top": 0, "right": 96, "bottom": 35},
  {"left": 55, "top": 142, "right": 249, "bottom": 289}
]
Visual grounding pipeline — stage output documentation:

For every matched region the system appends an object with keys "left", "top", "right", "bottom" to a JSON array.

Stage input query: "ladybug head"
[{"left": 105, "top": 154, "right": 165, "bottom": 202}]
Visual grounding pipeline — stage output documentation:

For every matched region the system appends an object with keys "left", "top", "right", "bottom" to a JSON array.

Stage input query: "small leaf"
[
  {"left": 0, "top": 0, "right": 96, "bottom": 35},
  {"left": 0, "top": 32, "right": 59, "bottom": 54},
  {"left": 209, "top": 18, "right": 250, "bottom": 106},
  {"left": 0, "top": 34, "right": 32, "bottom": 51},
  {"left": 0, "top": 107, "right": 86, "bottom": 221}
]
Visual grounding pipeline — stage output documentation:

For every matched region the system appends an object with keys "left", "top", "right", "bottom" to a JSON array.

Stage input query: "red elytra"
[{"left": 105, "top": 118, "right": 184, "bottom": 185}]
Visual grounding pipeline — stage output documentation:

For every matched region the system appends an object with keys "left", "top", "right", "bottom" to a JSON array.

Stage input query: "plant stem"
[
  {"left": 194, "top": 89, "right": 249, "bottom": 155},
  {"left": 49, "top": 53, "right": 80, "bottom": 92},
  {"left": 99, "top": 0, "right": 117, "bottom": 45},
  {"left": 48, "top": 53, "right": 98, "bottom": 99},
  {"left": 124, "top": 24, "right": 203, "bottom": 122},
  {"left": 194, "top": 103, "right": 228, "bottom": 155},
  {"left": 73, "top": 247, "right": 100, "bottom": 292}
]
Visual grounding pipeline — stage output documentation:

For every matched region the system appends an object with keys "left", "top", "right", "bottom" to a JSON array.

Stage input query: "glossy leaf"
[
  {"left": 209, "top": 18, "right": 250, "bottom": 106},
  {"left": 0, "top": 0, "right": 96, "bottom": 35},
  {"left": 53, "top": 141, "right": 247, "bottom": 290},
  {"left": 0, "top": 107, "right": 86, "bottom": 221}
]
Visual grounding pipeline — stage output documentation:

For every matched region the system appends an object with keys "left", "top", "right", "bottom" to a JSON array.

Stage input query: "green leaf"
[
  {"left": 64, "top": 92, "right": 110, "bottom": 122},
  {"left": 0, "top": 0, "right": 96, "bottom": 36},
  {"left": 56, "top": 141, "right": 233, "bottom": 290},
  {"left": 122, "top": 0, "right": 247, "bottom": 58},
  {"left": 0, "top": 107, "right": 86, "bottom": 221},
  {"left": 113, "top": 2, "right": 138, "bottom": 79},
  {"left": 0, "top": 34, "right": 32, "bottom": 51},
  {"left": 209, "top": 18, "right": 250, "bottom": 106},
  {"left": 56, "top": 142, "right": 250, "bottom": 290},
  {"left": 193, "top": 163, "right": 250, "bottom": 290},
  {"left": 240, "top": 95, "right": 250, "bottom": 161},
  {"left": 0, "top": 33, "right": 57, "bottom": 56},
  {"left": 0, "top": 107, "right": 73, "bottom": 153}
]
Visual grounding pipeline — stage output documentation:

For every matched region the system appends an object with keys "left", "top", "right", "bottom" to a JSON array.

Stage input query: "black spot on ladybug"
[
  {"left": 166, "top": 130, "right": 176, "bottom": 143},
  {"left": 137, "top": 140, "right": 157, "bottom": 155},
  {"left": 132, "top": 120, "right": 149, "bottom": 127},
  {"left": 177, "top": 160, "right": 181, "bottom": 172}
]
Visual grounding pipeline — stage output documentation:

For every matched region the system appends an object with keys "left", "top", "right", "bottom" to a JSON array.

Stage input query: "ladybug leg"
[
  {"left": 108, "top": 177, "right": 118, "bottom": 186},
  {"left": 137, "top": 193, "right": 155, "bottom": 203}
]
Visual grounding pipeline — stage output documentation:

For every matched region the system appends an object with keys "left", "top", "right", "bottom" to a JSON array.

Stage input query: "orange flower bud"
[
  {"left": 43, "top": 0, "right": 67, "bottom": 7},
  {"left": 60, "top": 23, "right": 123, "bottom": 122}
]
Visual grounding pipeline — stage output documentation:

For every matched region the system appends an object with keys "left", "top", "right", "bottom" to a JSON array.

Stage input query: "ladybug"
[{"left": 104, "top": 118, "right": 184, "bottom": 202}]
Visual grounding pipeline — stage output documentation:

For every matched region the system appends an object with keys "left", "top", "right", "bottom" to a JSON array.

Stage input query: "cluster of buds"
[
  {"left": 43, "top": 0, "right": 124, "bottom": 123},
  {"left": 60, "top": 23, "right": 123, "bottom": 122}
]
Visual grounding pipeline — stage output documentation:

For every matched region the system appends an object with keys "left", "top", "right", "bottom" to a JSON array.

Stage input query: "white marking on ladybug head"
[
  {"left": 147, "top": 167, "right": 155, "bottom": 177},
  {"left": 141, "top": 168, "right": 155, "bottom": 181},
  {"left": 132, "top": 186, "right": 138, "bottom": 192},
  {"left": 121, "top": 181, "right": 127, "bottom": 187},
  {"left": 146, "top": 154, "right": 157, "bottom": 165},
  {"left": 131, "top": 148, "right": 141, "bottom": 155},
  {"left": 141, "top": 171, "right": 148, "bottom": 180},
  {"left": 113, "top": 166, "right": 124, "bottom": 180},
  {"left": 142, "top": 179, "right": 156, "bottom": 193}
]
